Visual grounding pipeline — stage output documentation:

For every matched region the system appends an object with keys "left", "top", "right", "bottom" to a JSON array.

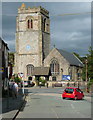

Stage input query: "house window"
[
  {"left": 50, "top": 59, "right": 59, "bottom": 75},
  {"left": 27, "top": 64, "right": 34, "bottom": 76}
]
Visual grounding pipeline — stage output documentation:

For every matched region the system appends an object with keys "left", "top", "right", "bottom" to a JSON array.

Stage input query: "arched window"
[
  {"left": 44, "top": 18, "right": 46, "bottom": 31},
  {"left": 27, "top": 19, "right": 33, "bottom": 29},
  {"left": 50, "top": 59, "right": 59, "bottom": 75},
  {"left": 31, "top": 19, "right": 33, "bottom": 28},
  {"left": 42, "top": 17, "right": 46, "bottom": 31},
  {"left": 27, "top": 64, "right": 34, "bottom": 76},
  {"left": 27, "top": 20, "right": 30, "bottom": 29}
]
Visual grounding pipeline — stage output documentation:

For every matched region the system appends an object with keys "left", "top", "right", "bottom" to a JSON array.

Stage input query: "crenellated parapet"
[{"left": 18, "top": 3, "right": 49, "bottom": 18}]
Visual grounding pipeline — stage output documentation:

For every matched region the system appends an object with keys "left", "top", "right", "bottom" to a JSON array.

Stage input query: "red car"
[{"left": 62, "top": 87, "right": 84, "bottom": 100}]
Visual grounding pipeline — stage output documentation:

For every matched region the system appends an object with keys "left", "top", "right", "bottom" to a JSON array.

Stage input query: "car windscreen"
[{"left": 65, "top": 88, "right": 74, "bottom": 94}]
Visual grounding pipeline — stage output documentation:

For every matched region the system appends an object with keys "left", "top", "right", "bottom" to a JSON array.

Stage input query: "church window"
[
  {"left": 50, "top": 59, "right": 59, "bottom": 75},
  {"left": 27, "top": 64, "right": 34, "bottom": 76}
]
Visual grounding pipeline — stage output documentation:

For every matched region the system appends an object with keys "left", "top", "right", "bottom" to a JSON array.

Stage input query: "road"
[{"left": 16, "top": 87, "right": 91, "bottom": 118}]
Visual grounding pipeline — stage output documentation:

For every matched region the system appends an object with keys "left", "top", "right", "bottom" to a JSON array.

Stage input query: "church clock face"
[{"left": 26, "top": 45, "right": 31, "bottom": 51}]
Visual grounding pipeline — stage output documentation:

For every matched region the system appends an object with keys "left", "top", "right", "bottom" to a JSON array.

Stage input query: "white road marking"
[
  {"left": 71, "top": 103, "right": 75, "bottom": 109},
  {"left": 51, "top": 108, "right": 59, "bottom": 118}
]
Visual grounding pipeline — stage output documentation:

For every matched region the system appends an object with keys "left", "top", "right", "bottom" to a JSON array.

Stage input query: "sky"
[{"left": 2, "top": 2, "right": 91, "bottom": 56}]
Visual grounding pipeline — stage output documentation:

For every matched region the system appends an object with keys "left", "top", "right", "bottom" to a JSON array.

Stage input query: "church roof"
[
  {"left": 57, "top": 49, "right": 83, "bottom": 67},
  {"left": 32, "top": 67, "right": 50, "bottom": 76}
]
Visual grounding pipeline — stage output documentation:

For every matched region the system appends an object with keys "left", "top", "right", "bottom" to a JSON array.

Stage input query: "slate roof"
[
  {"left": 0, "top": 37, "right": 9, "bottom": 50},
  {"left": 32, "top": 67, "right": 50, "bottom": 76},
  {"left": 57, "top": 49, "right": 83, "bottom": 67}
]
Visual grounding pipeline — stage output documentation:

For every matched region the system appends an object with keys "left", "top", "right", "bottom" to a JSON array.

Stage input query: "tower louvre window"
[
  {"left": 27, "top": 19, "right": 33, "bottom": 29},
  {"left": 27, "top": 20, "right": 30, "bottom": 29},
  {"left": 42, "top": 17, "right": 46, "bottom": 32},
  {"left": 31, "top": 19, "right": 33, "bottom": 28},
  {"left": 44, "top": 18, "right": 46, "bottom": 31}
]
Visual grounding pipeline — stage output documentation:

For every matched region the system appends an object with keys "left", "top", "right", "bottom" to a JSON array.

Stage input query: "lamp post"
[
  {"left": 85, "top": 59, "right": 88, "bottom": 92},
  {"left": 78, "top": 64, "right": 81, "bottom": 89}
]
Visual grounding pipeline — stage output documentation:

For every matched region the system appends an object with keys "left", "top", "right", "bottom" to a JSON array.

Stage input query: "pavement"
[
  {"left": 1, "top": 87, "right": 92, "bottom": 120},
  {"left": 1, "top": 89, "right": 27, "bottom": 120}
]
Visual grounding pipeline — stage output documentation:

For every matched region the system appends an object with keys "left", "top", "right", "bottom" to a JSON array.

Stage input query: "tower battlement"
[{"left": 18, "top": 3, "right": 49, "bottom": 17}]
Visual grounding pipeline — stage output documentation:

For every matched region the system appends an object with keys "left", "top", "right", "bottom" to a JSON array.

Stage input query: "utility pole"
[{"left": 85, "top": 59, "right": 88, "bottom": 92}]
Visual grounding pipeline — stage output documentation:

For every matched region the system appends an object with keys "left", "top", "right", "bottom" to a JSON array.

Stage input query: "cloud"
[{"left": 2, "top": 2, "right": 91, "bottom": 56}]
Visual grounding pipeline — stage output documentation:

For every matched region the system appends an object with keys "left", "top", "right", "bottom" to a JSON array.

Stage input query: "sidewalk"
[{"left": 2, "top": 89, "right": 27, "bottom": 120}]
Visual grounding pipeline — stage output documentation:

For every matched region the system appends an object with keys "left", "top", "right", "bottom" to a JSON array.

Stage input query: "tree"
[
  {"left": 8, "top": 52, "right": 15, "bottom": 66},
  {"left": 81, "top": 47, "right": 93, "bottom": 85},
  {"left": 11, "top": 74, "right": 22, "bottom": 84},
  {"left": 73, "top": 52, "right": 86, "bottom": 62},
  {"left": 87, "top": 47, "right": 93, "bottom": 85},
  {"left": 73, "top": 52, "right": 80, "bottom": 59},
  {"left": 14, "top": 76, "right": 22, "bottom": 84}
]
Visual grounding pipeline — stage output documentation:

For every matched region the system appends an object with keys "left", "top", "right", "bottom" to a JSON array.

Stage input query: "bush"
[
  {"left": 88, "top": 79, "right": 93, "bottom": 87},
  {"left": 14, "top": 76, "right": 22, "bottom": 84}
]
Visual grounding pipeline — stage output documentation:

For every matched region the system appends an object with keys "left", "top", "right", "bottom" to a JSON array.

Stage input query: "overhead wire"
[{"left": 50, "top": 12, "right": 92, "bottom": 17}]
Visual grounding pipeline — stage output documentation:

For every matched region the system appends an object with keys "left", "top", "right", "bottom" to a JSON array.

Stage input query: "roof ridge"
[
  {"left": 73, "top": 54, "right": 83, "bottom": 66},
  {"left": 56, "top": 48, "right": 83, "bottom": 67}
]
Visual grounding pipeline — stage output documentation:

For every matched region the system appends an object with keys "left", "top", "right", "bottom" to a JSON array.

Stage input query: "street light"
[
  {"left": 85, "top": 59, "right": 88, "bottom": 83},
  {"left": 85, "top": 59, "right": 88, "bottom": 92}
]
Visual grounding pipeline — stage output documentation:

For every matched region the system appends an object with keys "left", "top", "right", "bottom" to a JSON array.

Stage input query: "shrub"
[{"left": 14, "top": 76, "right": 22, "bottom": 84}]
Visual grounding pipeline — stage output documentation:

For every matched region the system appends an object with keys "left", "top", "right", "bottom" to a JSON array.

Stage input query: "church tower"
[{"left": 15, "top": 3, "right": 50, "bottom": 80}]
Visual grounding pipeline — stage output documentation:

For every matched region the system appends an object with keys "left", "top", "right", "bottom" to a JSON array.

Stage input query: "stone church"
[{"left": 14, "top": 3, "right": 83, "bottom": 84}]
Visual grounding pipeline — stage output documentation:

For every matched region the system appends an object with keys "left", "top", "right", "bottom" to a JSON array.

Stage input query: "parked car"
[
  {"left": 62, "top": 87, "right": 84, "bottom": 100},
  {"left": 52, "top": 83, "right": 62, "bottom": 87},
  {"left": 28, "top": 81, "right": 35, "bottom": 87}
]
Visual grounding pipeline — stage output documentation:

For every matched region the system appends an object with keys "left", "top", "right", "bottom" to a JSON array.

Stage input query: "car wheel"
[
  {"left": 74, "top": 96, "right": 77, "bottom": 100},
  {"left": 63, "top": 97, "right": 65, "bottom": 99}
]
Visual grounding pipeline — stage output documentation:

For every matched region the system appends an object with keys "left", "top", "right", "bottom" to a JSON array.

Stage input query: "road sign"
[
  {"left": 18, "top": 73, "right": 24, "bottom": 78},
  {"left": 0, "top": 67, "right": 4, "bottom": 73},
  {"left": 62, "top": 75, "right": 71, "bottom": 80}
]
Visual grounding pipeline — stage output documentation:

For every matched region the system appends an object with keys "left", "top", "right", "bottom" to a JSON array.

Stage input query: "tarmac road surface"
[{"left": 16, "top": 87, "right": 91, "bottom": 118}]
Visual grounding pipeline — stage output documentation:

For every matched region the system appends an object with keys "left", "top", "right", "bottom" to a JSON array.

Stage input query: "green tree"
[
  {"left": 82, "top": 47, "right": 93, "bottom": 85},
  {"left": 14, "top": 76, "right": 22, "bottom": 84},
  {"left": 8, "top": 52, "right": 15, "bottom": 66},
  {"left": 73, "top": 52, "right": 86, "bottom": 62},
  {"left": 87, "top": 47, "right": 93, "bottom": 85},
  {"left": 11, "top": 74, "right": 22, "bottom": 84}
]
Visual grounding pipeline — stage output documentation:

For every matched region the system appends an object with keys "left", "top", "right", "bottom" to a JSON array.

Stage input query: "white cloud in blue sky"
[{"left": 2, "top": 2, "right": 91, "bottom": 56}]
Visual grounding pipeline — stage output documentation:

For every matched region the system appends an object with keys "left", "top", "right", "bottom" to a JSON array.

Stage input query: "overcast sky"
[{"left": 2, "top": 2, "right": 91, "bottom": 56}]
